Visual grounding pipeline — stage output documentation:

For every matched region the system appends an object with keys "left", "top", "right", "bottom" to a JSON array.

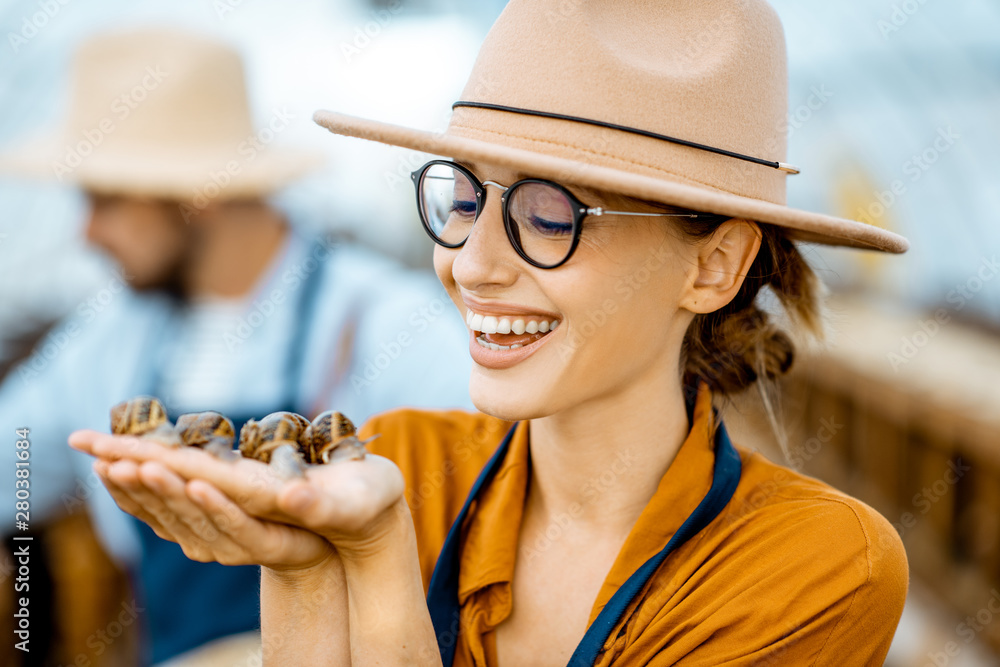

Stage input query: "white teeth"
[
  {"left": 475, "top": 336, "right": 523, "bottom": 352},
  {"left": 510, "top": 344, "right": 522, "bottom": 349},
  {"left": 466, "top": 310, "right": 562, "bottom": 336}
]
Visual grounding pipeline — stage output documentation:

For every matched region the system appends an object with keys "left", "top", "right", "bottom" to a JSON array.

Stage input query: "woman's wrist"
[
  {"left": 262, "top": 549, "right": 341, "bottom": 586},
  {"left": 260, "top": 551, "right": 351, "bottom": 664},
  {"left": 337, "top": 499, "right": 442, "bottom": 666},
  {"left": 332, "top": 497, "right": 414, "bottom": 567}
]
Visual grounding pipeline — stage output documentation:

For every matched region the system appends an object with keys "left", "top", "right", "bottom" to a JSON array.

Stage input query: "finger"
[
  {"left": 187, "top": 480, "right": 330, "bottom": 567},
  {"left": 69, "top": 429, "right": 103, "bottom": 455},
  {"left": 93, "top": 460, "right": 174, "bottom": 541},
  {"left": 89, "top": 435, "right": 288, "bottom": 517},
  {"left": 88, "top": 432, "right": 174, "bottom": 462},
  {"left": 139, "top": 461, "right": 232, "bottom": 555},
  {"left": 107, "top": 459, "right": 205, "bottom": 548},
  {"left": 275, "top": 455, "right": 405, "bottom": 535}
]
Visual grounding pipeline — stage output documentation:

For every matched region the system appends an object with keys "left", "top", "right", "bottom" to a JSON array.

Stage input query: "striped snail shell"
[
  {"left": 176, "top": 411, "right": 236, "bottom": 457},
  {"left": 304, "top": 411, "right": 370, "bottom": 464},
  {"left": 238, "top": 411, "right": 310, "bottom": 464},
  {"left": 110, "top": 396, "right": 169, "bottom": 436}
]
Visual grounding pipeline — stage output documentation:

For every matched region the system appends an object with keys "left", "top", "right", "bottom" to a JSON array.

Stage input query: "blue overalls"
[{"left": 133, "top": 242, "right": 325, "bottom": 664}]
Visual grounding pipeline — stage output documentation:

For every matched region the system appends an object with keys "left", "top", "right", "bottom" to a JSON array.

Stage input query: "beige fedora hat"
[
  {"left": 1, "top": 28, "right": 322, "bottom": 201},
  {"left": 315, "top": 0, "right": 908, "bottom": 253}
]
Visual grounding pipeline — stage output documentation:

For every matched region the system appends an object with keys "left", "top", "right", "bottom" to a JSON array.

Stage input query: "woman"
[{"left": 71, "top": 0, "right": 910, "bottom": 664}]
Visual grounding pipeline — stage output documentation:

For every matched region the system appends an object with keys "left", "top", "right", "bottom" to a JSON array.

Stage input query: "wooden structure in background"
[{"left": 726, "top": 294, "right": 1000, "bottom": 657}]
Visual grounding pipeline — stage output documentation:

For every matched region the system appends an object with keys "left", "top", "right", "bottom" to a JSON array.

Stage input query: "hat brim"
[
  {"left": 314, "top": 109, "right": 909, "bottom": 254},
  {"left": 0, "top": 134, "right": 325, "bottom": 201}
]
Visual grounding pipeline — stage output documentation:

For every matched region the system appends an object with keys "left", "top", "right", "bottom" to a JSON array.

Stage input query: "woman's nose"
[{"left": 450, "top": 193, "right": 520, "bottom": 291}]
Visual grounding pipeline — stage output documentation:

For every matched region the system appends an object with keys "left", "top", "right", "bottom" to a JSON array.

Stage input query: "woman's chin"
[{"left": 468, "top": 372, "right": 556, "bottom": 423}]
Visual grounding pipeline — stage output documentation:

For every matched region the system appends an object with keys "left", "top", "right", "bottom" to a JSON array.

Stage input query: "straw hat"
[
  {"left": 314, "top": 0, "right": 909, "bottom": 253},
  {"left": 0, "top": 28, "right": 321, "bottom": 201}
]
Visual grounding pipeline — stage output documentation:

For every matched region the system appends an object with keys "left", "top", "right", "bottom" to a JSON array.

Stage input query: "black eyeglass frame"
[{"left": 410, "top": 159, "right": 699, "bottom": 269}]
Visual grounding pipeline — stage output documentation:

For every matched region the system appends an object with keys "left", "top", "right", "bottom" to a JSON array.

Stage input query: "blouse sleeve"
[{"left": 624, "top": 494, "right": 909, "bottom": 666}]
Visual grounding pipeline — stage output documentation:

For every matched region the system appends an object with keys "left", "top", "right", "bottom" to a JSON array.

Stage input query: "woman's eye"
[
  {"left": 529, "top": 215, "right": 573, "bottom": 236},
  {"left": 450, "top": 199, "right": 477, "bottom": 217}
]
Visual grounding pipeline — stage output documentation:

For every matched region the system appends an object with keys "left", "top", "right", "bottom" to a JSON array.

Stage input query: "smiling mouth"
[{"left": 465, "top": 310, "right": 561, "bottom": 351}]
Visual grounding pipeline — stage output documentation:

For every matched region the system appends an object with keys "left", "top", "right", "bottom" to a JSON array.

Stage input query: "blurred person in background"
[{"left": 0, "top": 28, "right": 471, "bottom": 666}]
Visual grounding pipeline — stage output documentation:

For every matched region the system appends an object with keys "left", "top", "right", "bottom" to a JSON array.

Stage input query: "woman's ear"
[{"left": 679, "top": 219, "right": 761, "bottom": 314}]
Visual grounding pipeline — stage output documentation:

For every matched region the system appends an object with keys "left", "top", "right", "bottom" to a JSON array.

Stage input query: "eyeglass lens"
[{"left": 418, "top": 163, "right": 577, "bottom": 267}]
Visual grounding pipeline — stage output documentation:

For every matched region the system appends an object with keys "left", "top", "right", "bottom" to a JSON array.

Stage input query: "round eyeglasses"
[{"left": 410, "top": 160, "right": 701, "bottom": 269}]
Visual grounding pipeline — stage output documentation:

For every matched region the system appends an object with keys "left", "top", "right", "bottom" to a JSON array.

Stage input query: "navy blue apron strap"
[
  {"left": 426, "top": 414, "right": 742, "bottom": 667},
  {"left": 427, "top": 423, "right": 519, "bottom": 667},
  {"left": 280, "top": 238, "right": 331, "bottom": 413},
  {"left": 566, "top": 418, "right": 742, "bottom": 666}
]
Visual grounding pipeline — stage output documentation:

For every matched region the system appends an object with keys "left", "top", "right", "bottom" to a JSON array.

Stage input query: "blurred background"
[{"left": 0, "top": 0, "right": 997, "bottom": 665}]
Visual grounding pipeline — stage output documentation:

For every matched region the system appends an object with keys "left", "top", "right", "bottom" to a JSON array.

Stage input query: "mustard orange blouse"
[{"left": 358, "top": 381, "right": 908, "bottom": 666}]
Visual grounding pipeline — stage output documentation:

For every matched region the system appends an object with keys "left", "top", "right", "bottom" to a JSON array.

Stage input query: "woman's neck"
[{"left": 527, "top": 366, "right": 692, "bottom": 536}]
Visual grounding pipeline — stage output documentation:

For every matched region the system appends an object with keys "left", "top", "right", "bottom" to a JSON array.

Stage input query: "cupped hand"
[
  {"left": 71, "top": 430, "right": 407, "bottom": 560},
  {"left": 92, "top": 456, "right": 334, "bottom": 571}
]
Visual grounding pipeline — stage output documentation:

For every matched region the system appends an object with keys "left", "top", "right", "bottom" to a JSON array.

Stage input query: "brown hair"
[
  {"left": 676, "top": 215, "right": 825, "bottom": 396},
  {"left": 609, "top": 191, "right": 826, "bottom": 444}
]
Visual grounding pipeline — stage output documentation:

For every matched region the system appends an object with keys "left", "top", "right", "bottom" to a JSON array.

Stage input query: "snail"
[
  {"left": 109, "top": 398, "right": 234, "bottom": 457},
  {"left": 110, "top": 395, "right": 168, "bottom": 436},
  {"left": 237, "top": 411, "right": 311, "bottom": 464},
  {"left": 238, "top": 410, "right": 374, "bottom": 479},
  {"left": 109, "top": 397, "right": 372, "bottom": 480},
  {"left": 110, "top": 396, "right": 182, "bottom": 447},
  {"left": 175, "top": 411, "right": 237, "bottom": 459},
  {"left": 301, "top": 411, "right": 375, "bottom": 464}
]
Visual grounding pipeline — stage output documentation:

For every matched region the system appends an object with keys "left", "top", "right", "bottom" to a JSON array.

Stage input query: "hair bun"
[{"left": 686, "top": 305, "right": 794, "bottom": 395}]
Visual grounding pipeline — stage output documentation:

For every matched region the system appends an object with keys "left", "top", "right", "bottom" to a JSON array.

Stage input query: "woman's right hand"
[{"left": 92, "top": 451, "right": 336, "bottom": 571}]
